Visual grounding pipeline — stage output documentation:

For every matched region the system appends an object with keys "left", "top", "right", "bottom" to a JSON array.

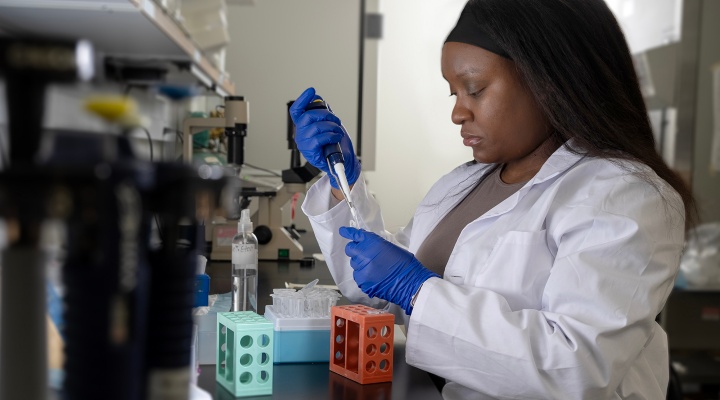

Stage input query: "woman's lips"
[{"left": 463, "top": 136, "right": 481, "bottom": 146}]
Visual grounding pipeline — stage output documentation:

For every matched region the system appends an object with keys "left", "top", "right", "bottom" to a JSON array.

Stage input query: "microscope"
[
  {"left": 182, "top": 95, "right": 249, "bottom": 165},
  {"left": 184, "top": 99, "right": 319, "bottom": 261},
  {"left": 249, "top": 101, "right": 321, "bottom": 261}
]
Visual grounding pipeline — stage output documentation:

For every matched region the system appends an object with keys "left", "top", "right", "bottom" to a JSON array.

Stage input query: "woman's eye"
[
  {"left": 448, "top": 88, "right": 483, "bottom": 98},
  {"left": 469, "top": 88, "right": 484, "bottom": 97}
]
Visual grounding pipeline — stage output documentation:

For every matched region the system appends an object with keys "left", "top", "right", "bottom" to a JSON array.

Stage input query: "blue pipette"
[{"left": 304, "top": 99, "right": 361, "bottom": 227}]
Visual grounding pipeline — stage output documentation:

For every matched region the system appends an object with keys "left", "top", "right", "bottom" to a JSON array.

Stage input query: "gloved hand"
[
  {"left": 289, "top": 87, "right": 361, "bottom": 189},
  {"left": 339, "top": 226, "right": 440, "bottom": 315}
]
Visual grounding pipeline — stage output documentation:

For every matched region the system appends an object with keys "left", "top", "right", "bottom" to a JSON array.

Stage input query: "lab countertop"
[
  {"left": 200, "top": 256, "right": 443, "bottom": 399},
  {"left": 47, "top": 239, "right": 442, "bottom": 399},
  {"left": 197, "top": 326, "right": 441, "bottom": 400}
]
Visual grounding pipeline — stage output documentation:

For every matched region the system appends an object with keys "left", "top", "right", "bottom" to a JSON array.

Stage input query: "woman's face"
[{"left": 441, "top": 42, "right": 555, "bottom": 182}]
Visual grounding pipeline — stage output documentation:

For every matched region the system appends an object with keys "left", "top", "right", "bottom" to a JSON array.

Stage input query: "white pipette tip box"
[{"left": 264, "top": 305, "right": 331, "bottom": 364}]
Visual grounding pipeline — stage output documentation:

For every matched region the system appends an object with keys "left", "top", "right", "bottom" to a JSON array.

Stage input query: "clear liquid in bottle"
[
  {"left": 232, "top": 267, "right": 257, "bottom": 312},
  {"left": 231, "top": 209, "right": 258, "bottom": 312}
]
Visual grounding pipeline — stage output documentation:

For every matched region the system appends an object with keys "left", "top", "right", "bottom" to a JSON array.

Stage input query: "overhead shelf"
[{"left": 0, "top": 0, "right": 235, "bottom": 96}]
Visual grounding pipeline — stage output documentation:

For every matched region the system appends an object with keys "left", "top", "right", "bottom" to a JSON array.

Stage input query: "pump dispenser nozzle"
[
  {"left": 232, "top": 208, "right": 259, "bottom": 312},
  {"left": 239, "top": 209, "right": 253, "bottom": 233}
]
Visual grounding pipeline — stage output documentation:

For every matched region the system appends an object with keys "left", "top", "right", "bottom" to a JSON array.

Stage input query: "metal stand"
[
  {"left": 0, "top": 248, "right": 47, "bottom": 400},
  {"left": 0, "top": 37, "right": 94, "bottom": 400}
]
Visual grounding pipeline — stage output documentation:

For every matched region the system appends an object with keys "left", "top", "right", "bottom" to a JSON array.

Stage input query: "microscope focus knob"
[{"left": 254, "top": 225, "right": 272, "bottom": 245}]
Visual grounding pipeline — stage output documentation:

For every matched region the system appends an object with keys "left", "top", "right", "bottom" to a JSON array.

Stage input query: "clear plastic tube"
[
  {"left": 330, "top": 163, "right": 362, "bottom": 228},
  {"left": 268, "top": 285, "right": 342, "bottom": 318}
]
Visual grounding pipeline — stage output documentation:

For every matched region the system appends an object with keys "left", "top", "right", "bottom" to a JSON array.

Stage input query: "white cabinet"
[{"left": 0, "top": 0, "right": 235, "bottom": 95}]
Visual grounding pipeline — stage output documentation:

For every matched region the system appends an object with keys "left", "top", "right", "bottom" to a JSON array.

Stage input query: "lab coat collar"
[
  {"left": 529, "top": 140, "right": 587, "bottom": 185},
  {"left": 422, "top": 140, "right": 585, "bottom": 216},
  {"left": 474, "top": 140, "right": 586, "bottom": 221},
  {"left": 411, "top": 140, "right": 586, "bottom": 249},
  {"left": 456, "top": 140, "right": 585, "bottom": 189}
]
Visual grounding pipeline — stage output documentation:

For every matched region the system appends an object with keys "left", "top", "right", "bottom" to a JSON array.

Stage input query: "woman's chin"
[{"left": 472, "top": 149, "right": 491, "bottom": 164}]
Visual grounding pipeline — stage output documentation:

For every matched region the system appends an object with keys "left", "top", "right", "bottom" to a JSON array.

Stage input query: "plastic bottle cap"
[{"left": 239, "top": 209, "right": 253, "bottom": 233}]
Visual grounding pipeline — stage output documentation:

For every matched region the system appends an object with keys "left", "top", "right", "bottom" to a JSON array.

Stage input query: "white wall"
[
  {"left": 364, "top": 0, "right": 470, "bottom": 230},
  {"left": 604, "top": 0, "right": 683, "bottom": 54},
  {"left": 225, "top": 0, "right": 361, "bottom": 171}
]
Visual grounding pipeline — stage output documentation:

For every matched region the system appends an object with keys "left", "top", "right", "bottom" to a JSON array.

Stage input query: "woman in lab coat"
[{"left": 289, "top": 0, "right": 695, "bottom": 398}]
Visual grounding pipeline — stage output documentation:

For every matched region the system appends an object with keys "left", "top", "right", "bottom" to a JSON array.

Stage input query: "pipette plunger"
[{"left": 304, "top": 99, "right": 361, "bottom": 227}]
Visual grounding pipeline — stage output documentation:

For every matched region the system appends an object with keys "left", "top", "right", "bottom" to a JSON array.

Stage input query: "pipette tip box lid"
[{"left": 264, "top": 305, "right": 331, "bottom": 363}]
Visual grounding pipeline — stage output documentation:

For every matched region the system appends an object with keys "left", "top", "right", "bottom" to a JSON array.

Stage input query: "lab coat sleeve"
[
  {"left": 405, "top": 174, "right": 685, "bottom": 399},
  {"left": 302, "top": 173, "right": 410, "bottom": 320}
]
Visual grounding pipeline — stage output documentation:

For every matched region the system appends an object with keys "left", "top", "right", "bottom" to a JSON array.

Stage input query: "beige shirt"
[{"left": 415, "top": 166, "right": 527, "bottom": 276}]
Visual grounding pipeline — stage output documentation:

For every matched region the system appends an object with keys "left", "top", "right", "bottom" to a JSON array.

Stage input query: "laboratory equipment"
[
  {"left": 146, "top": 162, "right": 227, "bottom": 400},
  {"left": 263, "top": 305, "right": 332, "bottom": 364},
  {"left": 183, "top": 99, "right": 244, "bottom": 262},
  {"left": 204, "top": 100, "right": 320, "bottom": 262},
  {"left": 194, "top": 310, "right": 218, "bottom": 365},
  {"left": 0, "top": 37, "right": 94, "bottom": 400},
  {"left": 195, "top": 275, "right": 211, "bottom": 307},
  {"left": 193, "top": 292, "right": 234, "bottom": 365},
  {"left": 216, "top": 311, "right": 274, "bottom": 397},
  {"left": 85, "top": 95, "right": 141, "bottom": 126},
  {"left": 43, "top": 125, "right": 227, "bottom": 400},
  {"left": 263, "top": 281, "right": 342, "bottom": 364},
  {"left": 247, "top": 102, "right": 321, "bottom": 260},
  {"left": 268, "top": 284, "right": 341, "bottom": 318},
  {"left": 283, "top": 100, "right": 322, "bottom": 185},
  {"left": 54, "top": 133, "right": 153, "bottom": 400},
  {"left": 184, "top": 96, "right": 305, "bottom": 261},
  {"left": 78, "top": 93, "right": 228, "bottom": 400},
  {"left": 330, "top": 305, "right": 394, "bottom": 384},
  {"left": 232, "top": 209, "right": 259, "bottom": 312},
  {"left": 252, "top": 182, "right": 308, "bottom": 260},
  {"left": 0, "top": 35, "right": 233, "bottom": 400},
  {"left": 182, "top": 95, "right": 249, "bottom": 166},
  {"left": 209, "top": 181, "right": 310, "bottom": 262},
  {"left": 195, "top": 255, "right": 210, "bottom": 309},
  {"left": 304, "top": 99, "right": 362, "bottom": 228}
]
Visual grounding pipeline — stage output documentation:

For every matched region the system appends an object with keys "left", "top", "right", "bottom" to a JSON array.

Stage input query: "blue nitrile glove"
[
  {"left": 339, "top": 226, "right": 440, "bottom": 315},
  {"left": 289, "top": 87, "right": 361, "bottom": 189}
]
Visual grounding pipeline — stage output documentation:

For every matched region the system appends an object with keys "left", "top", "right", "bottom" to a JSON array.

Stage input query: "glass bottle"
[{"left": 231, "top": 209, "right": 258, "bottom": 312}]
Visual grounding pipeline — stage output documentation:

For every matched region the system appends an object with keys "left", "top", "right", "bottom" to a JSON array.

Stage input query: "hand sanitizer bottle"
[{"left": 231, "top": 209, "right": 258, "bottom": 312}]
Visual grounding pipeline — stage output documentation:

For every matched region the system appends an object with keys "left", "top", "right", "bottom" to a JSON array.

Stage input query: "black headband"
[{"left": 445, "top": 5, "right": 511, "bottom": 59}]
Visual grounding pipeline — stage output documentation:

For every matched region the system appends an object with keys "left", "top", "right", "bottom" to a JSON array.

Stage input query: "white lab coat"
[{"left": 302, "top": 143, "right": 685, "bottom": 400}]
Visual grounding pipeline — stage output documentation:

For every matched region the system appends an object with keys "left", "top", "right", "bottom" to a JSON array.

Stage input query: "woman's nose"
[{"left": 451, "top": 100, "right": 472, "bottom": 125}]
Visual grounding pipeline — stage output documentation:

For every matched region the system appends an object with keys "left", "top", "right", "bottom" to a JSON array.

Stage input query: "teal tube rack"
[{"left": 216, "top": 311, "right": 274, "bottom": 397}]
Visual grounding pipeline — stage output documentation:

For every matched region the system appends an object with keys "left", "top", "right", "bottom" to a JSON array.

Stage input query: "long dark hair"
[{"left": 464, "top": 0, "right": 696, "bottom": 227}]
